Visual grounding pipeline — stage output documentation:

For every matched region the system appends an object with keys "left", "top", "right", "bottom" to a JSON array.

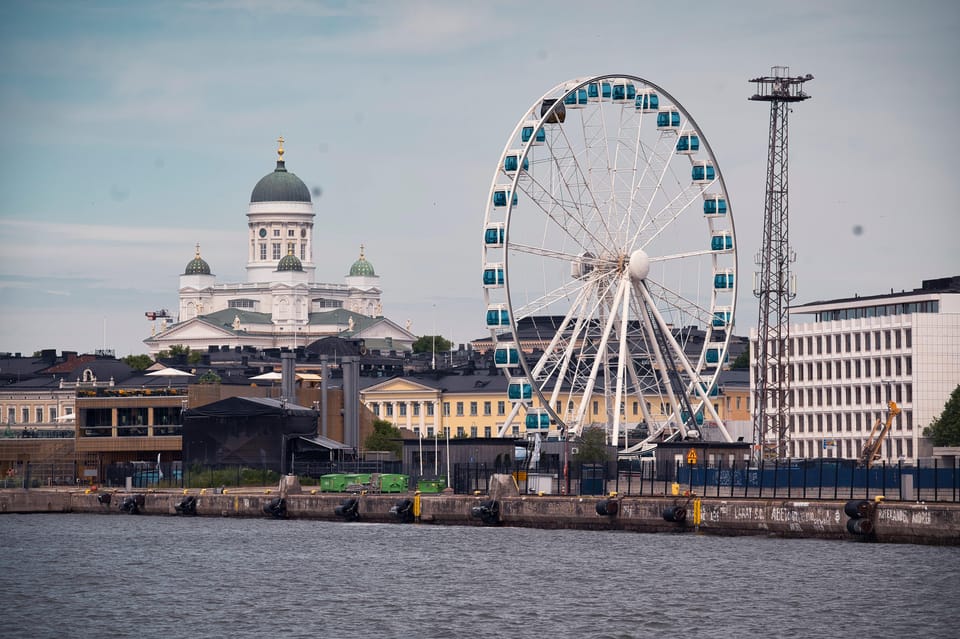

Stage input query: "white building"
[
  {"left": 751, "top": 276, "right": 960, "bottom": 463},
  {"left": 144, "top": 139, "right": 415, "bottom": 356}
]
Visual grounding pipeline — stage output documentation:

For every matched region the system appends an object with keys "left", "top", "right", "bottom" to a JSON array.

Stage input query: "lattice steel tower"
[{"left": 750, "top": 67, "right": 812, "bottom": 460}]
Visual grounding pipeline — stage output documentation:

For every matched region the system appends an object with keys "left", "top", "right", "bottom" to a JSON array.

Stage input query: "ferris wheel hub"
[{"left": 628, "top": 249, "right": 650, "bottom": 282}]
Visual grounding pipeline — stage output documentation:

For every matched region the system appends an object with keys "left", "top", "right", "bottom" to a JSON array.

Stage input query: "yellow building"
[{"left": 360, "top": 370, "right": 751, "bottom": 440}]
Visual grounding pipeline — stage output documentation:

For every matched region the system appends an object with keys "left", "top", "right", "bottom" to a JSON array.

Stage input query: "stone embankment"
[{"left": 2, "top": 486, "right": 958, "bottom": 546}]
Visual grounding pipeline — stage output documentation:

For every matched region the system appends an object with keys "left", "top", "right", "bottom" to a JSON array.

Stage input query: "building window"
[
  {"left": 22, "top": 408, "right": 29, "bottom": 424},
  {"left": 632, "top": 401, "right": 638, "bottom": 415},
  {"left": 385, "top": 404, "right": 393, "bottom": 417},
  {"left": 260, "top": 243, "right": 267, "bottom": 260},
  {"left": 593, "top": 400, "right": 599, "bottom": 415},
  {"left": 456, "top": 402, "right": 464, "bottom": 417},
  {"left": 36, "top": 407, "right": 44, "bottom": 423},
  {"left": 512, "top": 425, "right": 520, "bottom": 436},
  {"left": 470, "top": 426, "right": 477, "bottom": 437},
  {"left": 287, "top": 242, "right": 295, "bottom": 255},
  {"left": 484, "top": 426, "right": 491, "bottom": 438},
  {"left": 497, "top": 401, "right": 505, "bottom": 416},
  {"left": 272, "top": 243, "right": 281, "bottom": 259},
  {"left": 372, "top": 404, "right": 380, "bottom": 416},
  {"left": 301, "top": 244, "right": 306, "bottom": 260},
  {"left": 399, "top": 404, "right": 407, "bottom": 417},
  {"left": 50, "top": 407, "right": 58, "bottom": 422},
  {"left": 288, "top": 229, "right": 295, "bottom": 237},
  {"left": 273, "top": 229, "right": 280, "bottom": 237},
  {"left": 469, "top": 402, "right": 477, "bottom": 416},
  {"left": 442, "top": 403, "right": 450, "bottom": 417},
  {"left": 483, "top": 401, "right": 491, "bottom": 416},
  {"left": 456, "top": 426, "right": 465, "bottom": 437},
  {"left": 427, "top": 403, "right": 435, "bottom": 416}
]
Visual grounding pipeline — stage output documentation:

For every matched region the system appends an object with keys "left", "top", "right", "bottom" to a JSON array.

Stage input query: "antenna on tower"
[{"left": 749, "top": 66, "right": 812, "bottom": 461}]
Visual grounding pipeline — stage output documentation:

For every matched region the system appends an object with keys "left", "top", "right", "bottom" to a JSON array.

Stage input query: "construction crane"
[{"left": 858, "top": 401, "right": 901, "bottom": 468}]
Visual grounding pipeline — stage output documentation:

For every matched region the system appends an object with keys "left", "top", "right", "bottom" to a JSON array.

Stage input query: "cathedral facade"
[{"left": 144, "top": 139, "right": 414, "bottom": 356}]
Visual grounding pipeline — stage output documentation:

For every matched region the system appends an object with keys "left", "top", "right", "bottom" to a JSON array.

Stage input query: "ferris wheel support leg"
[
  {"left": 572, "top": 280, "right": 627, "bottom": 434},
  {"left": 611, "top": 278, "right": 633, "bottom": 446},
  {"left": 634, "top": 281, "right": 688, "bottom": 439},
  {"left": 496, "top": 401, "right": 525, "bottom": 438},
  {"left": 637, "top": 282, "right": 734, "bottom": 444}
]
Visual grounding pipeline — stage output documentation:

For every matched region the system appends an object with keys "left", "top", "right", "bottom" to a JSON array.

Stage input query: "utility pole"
[{"left": 750, "top": 67, "right": 812, "bottom": 460}]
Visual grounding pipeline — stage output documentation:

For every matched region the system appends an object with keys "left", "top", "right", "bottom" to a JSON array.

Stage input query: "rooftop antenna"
[{"left": 750, "top": 66, "right": 812, "bottom": 461}]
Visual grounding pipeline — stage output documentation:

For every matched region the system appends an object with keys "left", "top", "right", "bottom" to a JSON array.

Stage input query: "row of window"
[
  {"left": 4, "top": 406, "right": 67, "bottom": 424},
  {"left": 255, "top": 226, "right": 309, "bottom": 238},
  {"left": 373, "top": 398, "right": 729, "bottom": 420},
  {"left": 793, "top": 383, "right": 911, "bottom": 408},
  {"left": 793, "top": 327, "right": 911, "bottom": 356},
  {"left": 815, "top": 300, "right": 938, "bottom": 322},
  {"left": 792, "top": 356, "right": 912, "bottom": 382},
  {"left": 792, "top": 409, "right": 913, "bottom": 433},
  {"left": 259, "top": 242, "right": 308, "bottom": 261},
  {"left": 793, "top": 436, "right": 913, "bottom": 460},
  {"left": 411, "top": 425, "right": 515, "bottom": 438}
]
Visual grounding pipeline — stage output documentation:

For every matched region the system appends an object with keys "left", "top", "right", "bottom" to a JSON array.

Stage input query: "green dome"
[
  {"left": 348, "top": 245, "right": 375, "bottom": 276},
  {"left": 250, "top": 160, "right": 312, "bottom": 203},
  {"left": 277, "top": 251, "right": 303, "bottom": 272},
  {"left": 184, "top": 245, "right": 211, "bottom": 275}
]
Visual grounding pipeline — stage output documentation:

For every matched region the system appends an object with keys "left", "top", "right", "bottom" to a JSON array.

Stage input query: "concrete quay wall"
[{"left": 1, "top": 489, "right": 958, "bottom": 546}]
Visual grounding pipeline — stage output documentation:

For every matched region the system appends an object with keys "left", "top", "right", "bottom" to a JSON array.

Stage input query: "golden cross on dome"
[
  {"left": 195, "top": 243, "right": 201, "bottom": 258},
  {"left": 277, "top": 136, "right": 285, "bottom": 160},
  {"left": 359, "top": 244, "right": 365, "bottom": 259}
]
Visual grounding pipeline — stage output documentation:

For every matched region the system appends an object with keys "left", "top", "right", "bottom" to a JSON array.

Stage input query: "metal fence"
[
  {"left": 450, "top": 458, "right": 960, "bottom": 503},
  {"left": 19, "top": 456, "right": 955, "bottom": 503}
]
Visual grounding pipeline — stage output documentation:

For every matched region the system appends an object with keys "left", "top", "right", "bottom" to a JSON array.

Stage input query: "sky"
[{"left": 1, "top": 0, "right": 958, "bottom": 358}]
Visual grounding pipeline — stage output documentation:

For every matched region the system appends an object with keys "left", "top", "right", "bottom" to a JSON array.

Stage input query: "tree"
[
  {"left": 923, "top": 384, "right": 960, "bottom": 446},
  {"left": 412, "top": 335, "right": 452, "bottom": 354},
  {"left": 364, "top": 419, "right": 402, "bottom": 457},
  {"left": 730, "top": 350, "right": 750, "bottom": 370},
  {"left": 573, "top": 426, "right": 610, "bottom": 463},
  {"left": 197, "top": 371, "right": 221, "bottom": 384},
  {"left": 123, "top": 354, "right": 154, "bottom": 371}
]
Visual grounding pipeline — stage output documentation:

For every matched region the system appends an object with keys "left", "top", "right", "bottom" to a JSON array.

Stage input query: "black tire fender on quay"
[{"left": 662, "top": 505, "right": 687, "bottom": 523}]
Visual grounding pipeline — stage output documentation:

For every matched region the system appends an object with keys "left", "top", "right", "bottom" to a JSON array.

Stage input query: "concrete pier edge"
[{"left": 2, "top": 489, "right": 958, "bottom": 546}]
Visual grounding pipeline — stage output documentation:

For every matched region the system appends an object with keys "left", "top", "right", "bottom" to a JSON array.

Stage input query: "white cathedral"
[{"left": 143, "top": 138, "right": 416, "bottom": 356}]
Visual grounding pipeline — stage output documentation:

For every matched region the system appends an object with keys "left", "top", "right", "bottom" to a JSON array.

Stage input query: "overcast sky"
[{"left": 1, "top": 0, "right": 957, "bottom": 357}]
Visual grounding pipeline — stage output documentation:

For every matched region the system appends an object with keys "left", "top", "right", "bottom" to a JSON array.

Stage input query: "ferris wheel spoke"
[
  {"left": 643, "top": 279, "right": 716, "bottom": 331},
  {"left": 508, "top": 241, "right": 611, "bottom": 269}
]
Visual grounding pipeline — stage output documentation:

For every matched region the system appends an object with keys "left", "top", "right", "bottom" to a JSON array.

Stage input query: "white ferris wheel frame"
[{"left": 481, "top": 73, "right": 738, "bottom": 447}]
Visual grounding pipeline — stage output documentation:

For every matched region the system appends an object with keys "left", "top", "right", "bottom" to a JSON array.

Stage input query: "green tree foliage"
[
  {"left": 169, "top": 344, "right": 190, "bottom": 356},
  {"left": 364, "top": 418, "right": 402, "bottom": 457},
  {"left": 122, "top": 354, "right": 154, "bottom": 371},
  {"left": 412, "top": 335, "right": 452, "bottom": 354},
  {"left": 573, "top": 426, "right": 610, "bottom": 463},
  {"left": 730, "top": 350, "right": 750, "bottom": 370},
  {"left": 923, "top": 385, "right": 960, "bottom": 446},
  {"left": 197, "top": 371, "right": 221, "bottom": 384}
]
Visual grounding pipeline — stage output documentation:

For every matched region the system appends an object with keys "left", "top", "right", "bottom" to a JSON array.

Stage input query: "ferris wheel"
[{"left": 481, "top": 74, "right": 737, "bottom": 447}]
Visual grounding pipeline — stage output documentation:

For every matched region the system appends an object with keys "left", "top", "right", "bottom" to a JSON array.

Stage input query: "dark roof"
[
  {"left": 794, "top": 275, "right": 960, "bottom": 309},
  {"left": 183, "top": 396, "right": 316, "bottom": 418},
  {"left": 250, "top": 160, "right": 311, "bottom": 203}
]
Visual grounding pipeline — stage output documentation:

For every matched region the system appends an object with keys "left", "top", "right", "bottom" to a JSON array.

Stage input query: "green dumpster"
[
  {"left": 417, "top": 478, "right": 446, "bottom": 493},
  {"left": 319, "top": 474, "right": 348, "bottom": 493},
  {"left": 343, "top": 473, "right": 372, "bottom": 489},
  {"left": 379, "top": 474, "right": 409, "bottom": 493}
]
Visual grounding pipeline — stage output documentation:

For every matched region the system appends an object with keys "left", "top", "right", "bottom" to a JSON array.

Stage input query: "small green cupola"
[
  {"left": 277, "top": 247, "right": 303, "bottom": 272},
  {"left": 348, "top": 244, "right": 375, "bottom": 277},
  {"left": 184, "top": 244, "right": 211, "bottom": 275}
]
